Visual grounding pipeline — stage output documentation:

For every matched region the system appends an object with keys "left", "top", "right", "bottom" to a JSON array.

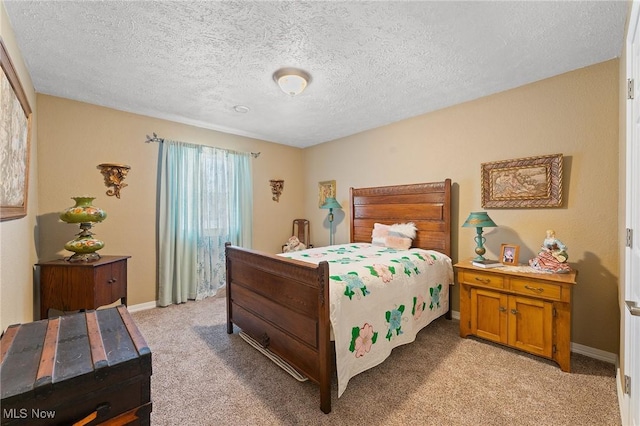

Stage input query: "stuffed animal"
[{"left": 283, "top": 236, "right": 306, "bottom": 253}]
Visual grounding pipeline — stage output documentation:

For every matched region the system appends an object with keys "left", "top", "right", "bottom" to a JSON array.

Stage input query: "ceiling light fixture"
[{"left": 273, "top": 67, "right": 311, "bottom": 96}]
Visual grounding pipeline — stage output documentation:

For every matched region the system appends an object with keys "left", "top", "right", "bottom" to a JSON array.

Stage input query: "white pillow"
[{"left": 389, "top": 222, "right": 417, "bottom": 239}]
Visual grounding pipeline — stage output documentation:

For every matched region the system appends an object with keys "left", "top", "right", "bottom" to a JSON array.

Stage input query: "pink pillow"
[
  {"left": 372, "top": 223, "right": 390, "bottom": 246},
  {"left": 384, "top": 235, "right": 412, "bottom": 250}
]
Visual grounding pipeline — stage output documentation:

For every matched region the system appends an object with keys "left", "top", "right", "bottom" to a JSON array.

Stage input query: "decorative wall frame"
[
  {"left": 500, "top": 244, "right": 520, "bottom": 265},
  {"left": 481, "top": 154, "right": 563, "bottom": 208},
  {"left": 318, "top": 180, "right": 336, "bottom": 207},
  {"left": 0, "top": 40, "right": 32, "bottom": 221}
]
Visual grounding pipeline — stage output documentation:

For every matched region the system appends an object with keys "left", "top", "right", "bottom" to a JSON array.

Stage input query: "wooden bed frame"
[{"left": 226, "top": 179, "right": 451, "bottom": 413}]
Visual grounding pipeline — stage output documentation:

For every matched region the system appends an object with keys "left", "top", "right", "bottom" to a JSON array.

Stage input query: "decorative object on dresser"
[
  {"left": 269, "top": 179, "right": 284, "bottom": 202},
  {"left": 320, "top": 196, "right": 342, "bottom": 245},
  {"left": 37, "top": 255, "right": 130, "bottom": 319},
  {"left": 0, "top": 40, "right": 32, "bottom": 222},
  {"left": 472, "top": 259, "right": 503, "bottom": 268},
  {"left": 462, "top": 211, "right": 497, "bottom": 261},
  {"left": 0, "top": 306, "right": 152, "bottom": 425},
  {"left": 59, "top": 196, "right": 107, "bottom": 262},
  {"left": 97, "top": 163, "right": 131, "bottom": 198},
  {"left": 481, "top": 153, "right": 563, "bottom": 208},
  {"left": 455, "top": 260, "right": 577, "bottom": 372},
  {"left": 500, "top": 243, "right": 520, "bottom": 265},
  {"left": 529, "top": 229, "right": 571, "bottom": 273}
]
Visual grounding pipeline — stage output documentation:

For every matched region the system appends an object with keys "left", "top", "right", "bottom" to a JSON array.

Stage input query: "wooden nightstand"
[
  {"left": 454, "top": 259, "right": 577, "bottom": 372},
  {"left": 37, "top": 255, "right": 130, "bottom": 319}
]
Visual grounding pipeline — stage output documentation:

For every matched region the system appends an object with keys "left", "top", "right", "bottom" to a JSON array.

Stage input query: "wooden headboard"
[{"left": 349, "top": 179, "right": 451, "bottom": 257}]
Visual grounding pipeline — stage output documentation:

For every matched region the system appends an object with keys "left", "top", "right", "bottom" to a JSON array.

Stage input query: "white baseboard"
[
  {"left": 126, "top": 300, "right": 157, "bottom": 312},
  {"left": 449, "top": 310, "right": 617, "bottom": 365},
  {"left": 571, "top": 342, "right": 618, "bottom": 365}
]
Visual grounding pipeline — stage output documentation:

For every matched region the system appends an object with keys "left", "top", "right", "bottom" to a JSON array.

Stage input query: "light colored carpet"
[{"left": 131, "top": 296, "right": 620, "bottom": 426}]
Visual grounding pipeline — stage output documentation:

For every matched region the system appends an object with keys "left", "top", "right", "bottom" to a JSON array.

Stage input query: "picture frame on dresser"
[
  {"left": 0, "top": 39, "right": 32, "bottom": 221},
  {"left": 500, "top": 244, "right": 520, "bottom": 265}
]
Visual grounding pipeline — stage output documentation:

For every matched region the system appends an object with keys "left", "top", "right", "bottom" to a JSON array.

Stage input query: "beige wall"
[
  {"left": 35, "top": 96, "right": 305, "bottom": 308},
  {"left": 0, "top": 2, "right": 39, "bottom": 331},
  {"left": 304, "top": 60, "right": 621, "bottom": 353},
  {"left": 0, "top": 0, "right": 622, "bottom": 355}
]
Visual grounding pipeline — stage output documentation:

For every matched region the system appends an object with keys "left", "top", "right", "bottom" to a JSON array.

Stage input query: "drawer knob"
[
  {"left": 511, "top": 309, "right": 519, "bottom": 315},
  {"left": 474, "top": 277, "right": 491, "bottom": 284},
  {"left": 108, "top": 278, "right": 117, "bottom": 284},
  {"left": 499, "top": 306, "right": 507, "bottom": 312},
  {"left": 524, "top": 285, "right": 544, "bottom": 293}
]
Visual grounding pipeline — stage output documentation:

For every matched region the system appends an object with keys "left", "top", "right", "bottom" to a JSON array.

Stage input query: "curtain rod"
[{"left": 145, "top": 133, "right": 261, "bottom": 158}]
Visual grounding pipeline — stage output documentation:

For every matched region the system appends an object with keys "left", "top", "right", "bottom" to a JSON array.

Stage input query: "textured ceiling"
[{"left": 3, "top": 1, "right": 628, "bottom": 148}]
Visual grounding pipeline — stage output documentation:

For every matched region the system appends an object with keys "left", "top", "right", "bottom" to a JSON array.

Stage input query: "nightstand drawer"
[
  {"left": 460, "top": 271, "right": 505, "bottom": 289},
  {"left": 510, "top": 278, "right": 562, "bottom": 300}
]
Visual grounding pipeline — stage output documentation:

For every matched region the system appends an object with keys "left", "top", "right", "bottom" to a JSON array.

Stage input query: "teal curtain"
[{"left": 158, "top": 141, "right": 252, "bottom": 306}]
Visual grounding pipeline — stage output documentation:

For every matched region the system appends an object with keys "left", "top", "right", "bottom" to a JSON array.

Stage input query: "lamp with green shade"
[
  {"left": 462, "top": 211, "right": 497, "bottom": 261},
  {"left": 320, "top": 197, "right": 342, "bottom": 246}
]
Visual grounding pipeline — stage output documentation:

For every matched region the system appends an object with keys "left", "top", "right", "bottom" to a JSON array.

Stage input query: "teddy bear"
[{"left": 283, "top": 236, "right": 307, "bottom": 253}]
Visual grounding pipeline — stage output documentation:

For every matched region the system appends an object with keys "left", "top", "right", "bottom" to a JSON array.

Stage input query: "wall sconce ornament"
[
  {"left": 98, "top": 163, "right": 131, "bottom": 198},
  {"left": 269, "top": 179, "right": 284, "bottom": 202}
]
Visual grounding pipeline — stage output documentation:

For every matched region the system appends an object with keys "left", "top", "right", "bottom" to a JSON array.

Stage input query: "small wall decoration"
[
  {"left": 500, "top": 244, "right": 520, "bottom": 265},
  {"left": 269, "top": 179, "right": 284, "bottom": 202},
  {"left": 98, "top": 163, "right": 131, "bottom": 198},
  {"left": 481, "top": 153, "right": 563, "bottom": 208},
  {"left": 0, "top": 40, "right": 32, "bottom": 221},
  {"left": 318, "top": 180, "right": 336, "bottom": 208}
]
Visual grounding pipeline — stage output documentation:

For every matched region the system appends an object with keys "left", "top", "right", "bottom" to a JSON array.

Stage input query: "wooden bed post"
[{"left": 316, "top": 261, "right": 331, "bottom": 413}]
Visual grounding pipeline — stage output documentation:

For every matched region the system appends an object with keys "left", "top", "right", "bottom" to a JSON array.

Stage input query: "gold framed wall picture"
[
  {"left": 0, "top": 39, "right": 32, "bottom": 221},
  {"left": 318, "top": 180, "right": 336, "bottom": 207},
  {"left": 500, "top": 244, "right": 520, "bottom": 265},
  {"left": 481, "top": 153, "right": 563, "bottom": 208}
]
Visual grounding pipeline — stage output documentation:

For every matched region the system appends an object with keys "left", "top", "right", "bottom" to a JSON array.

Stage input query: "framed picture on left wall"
[{"left": 0, "top": 39, "right": 32, "bottom": 221}]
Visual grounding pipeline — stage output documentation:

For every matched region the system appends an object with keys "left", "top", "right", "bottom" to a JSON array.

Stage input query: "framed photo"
[
  {"left": 500, "top": 244, "right": 520, "bottom": 265},
  {"left": 318, "top": 180, "right": 336, "bottom": 207},
  {"left": 1, "top": 39, "right": 32, "bottom": 221},
  {"left": 481, "top": 154, "right": 563, "bottom": 208}
]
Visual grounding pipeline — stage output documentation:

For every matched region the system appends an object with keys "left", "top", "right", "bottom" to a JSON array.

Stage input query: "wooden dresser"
[
  {"left": 37, "top": 256, "right": 130, "bottom": 320},
  {"left": 455, "top": 259, "right": 577, "bottom": 371},
  {"left": 0, "top": 306, "right": 151, "bottom": 425}
]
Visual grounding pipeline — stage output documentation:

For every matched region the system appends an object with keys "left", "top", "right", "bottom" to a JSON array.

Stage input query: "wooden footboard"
[{"left": 225, "top": 243, "right": 333, "bottom": 413}]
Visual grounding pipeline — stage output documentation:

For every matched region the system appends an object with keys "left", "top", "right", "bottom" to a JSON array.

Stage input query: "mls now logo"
[{"left": 3, "top": 408, "right": 56, "bottom": 419}]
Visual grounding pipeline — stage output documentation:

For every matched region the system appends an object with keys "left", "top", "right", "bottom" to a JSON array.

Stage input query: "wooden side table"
[
  {"left": 454, "top": 259, "right": 577, "bottom": 371},
  {"left": 37, "top": 255, "right": 130, "bottom": 319}
]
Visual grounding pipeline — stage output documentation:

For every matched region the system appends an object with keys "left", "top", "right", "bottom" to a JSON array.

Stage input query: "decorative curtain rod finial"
[{"left": 145, "top": 132, "right": 164, "bottom": 143}]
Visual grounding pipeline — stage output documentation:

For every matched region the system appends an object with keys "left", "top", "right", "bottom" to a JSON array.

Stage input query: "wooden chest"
[{"left": 0, "top": 306, "right": 152, "bottom": 425}]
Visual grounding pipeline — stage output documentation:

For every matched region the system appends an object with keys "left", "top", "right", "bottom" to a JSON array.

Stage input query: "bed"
[{"left": 225, "top": 179, "right": 452, "bottom": 413}]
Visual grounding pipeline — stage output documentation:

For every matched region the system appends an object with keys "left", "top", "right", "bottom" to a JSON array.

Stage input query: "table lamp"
[
  {"left": 320, "top": 197, "right": 342, "bottom": 245},
  {"left": 59, "top": 196, "right": 107, "bottom": 262},
  {"left": 462, "top": 211, "right": 497, "bottom": 261}
]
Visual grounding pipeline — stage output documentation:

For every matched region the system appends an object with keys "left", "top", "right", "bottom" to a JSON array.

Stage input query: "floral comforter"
[{"left": 281, "top": 243, "right": 453, "bottom": 397}]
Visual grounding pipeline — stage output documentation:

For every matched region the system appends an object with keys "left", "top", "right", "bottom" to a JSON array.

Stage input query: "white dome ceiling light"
[{"left": 273, "top": 68, "right": 311, "bottom": 96}]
